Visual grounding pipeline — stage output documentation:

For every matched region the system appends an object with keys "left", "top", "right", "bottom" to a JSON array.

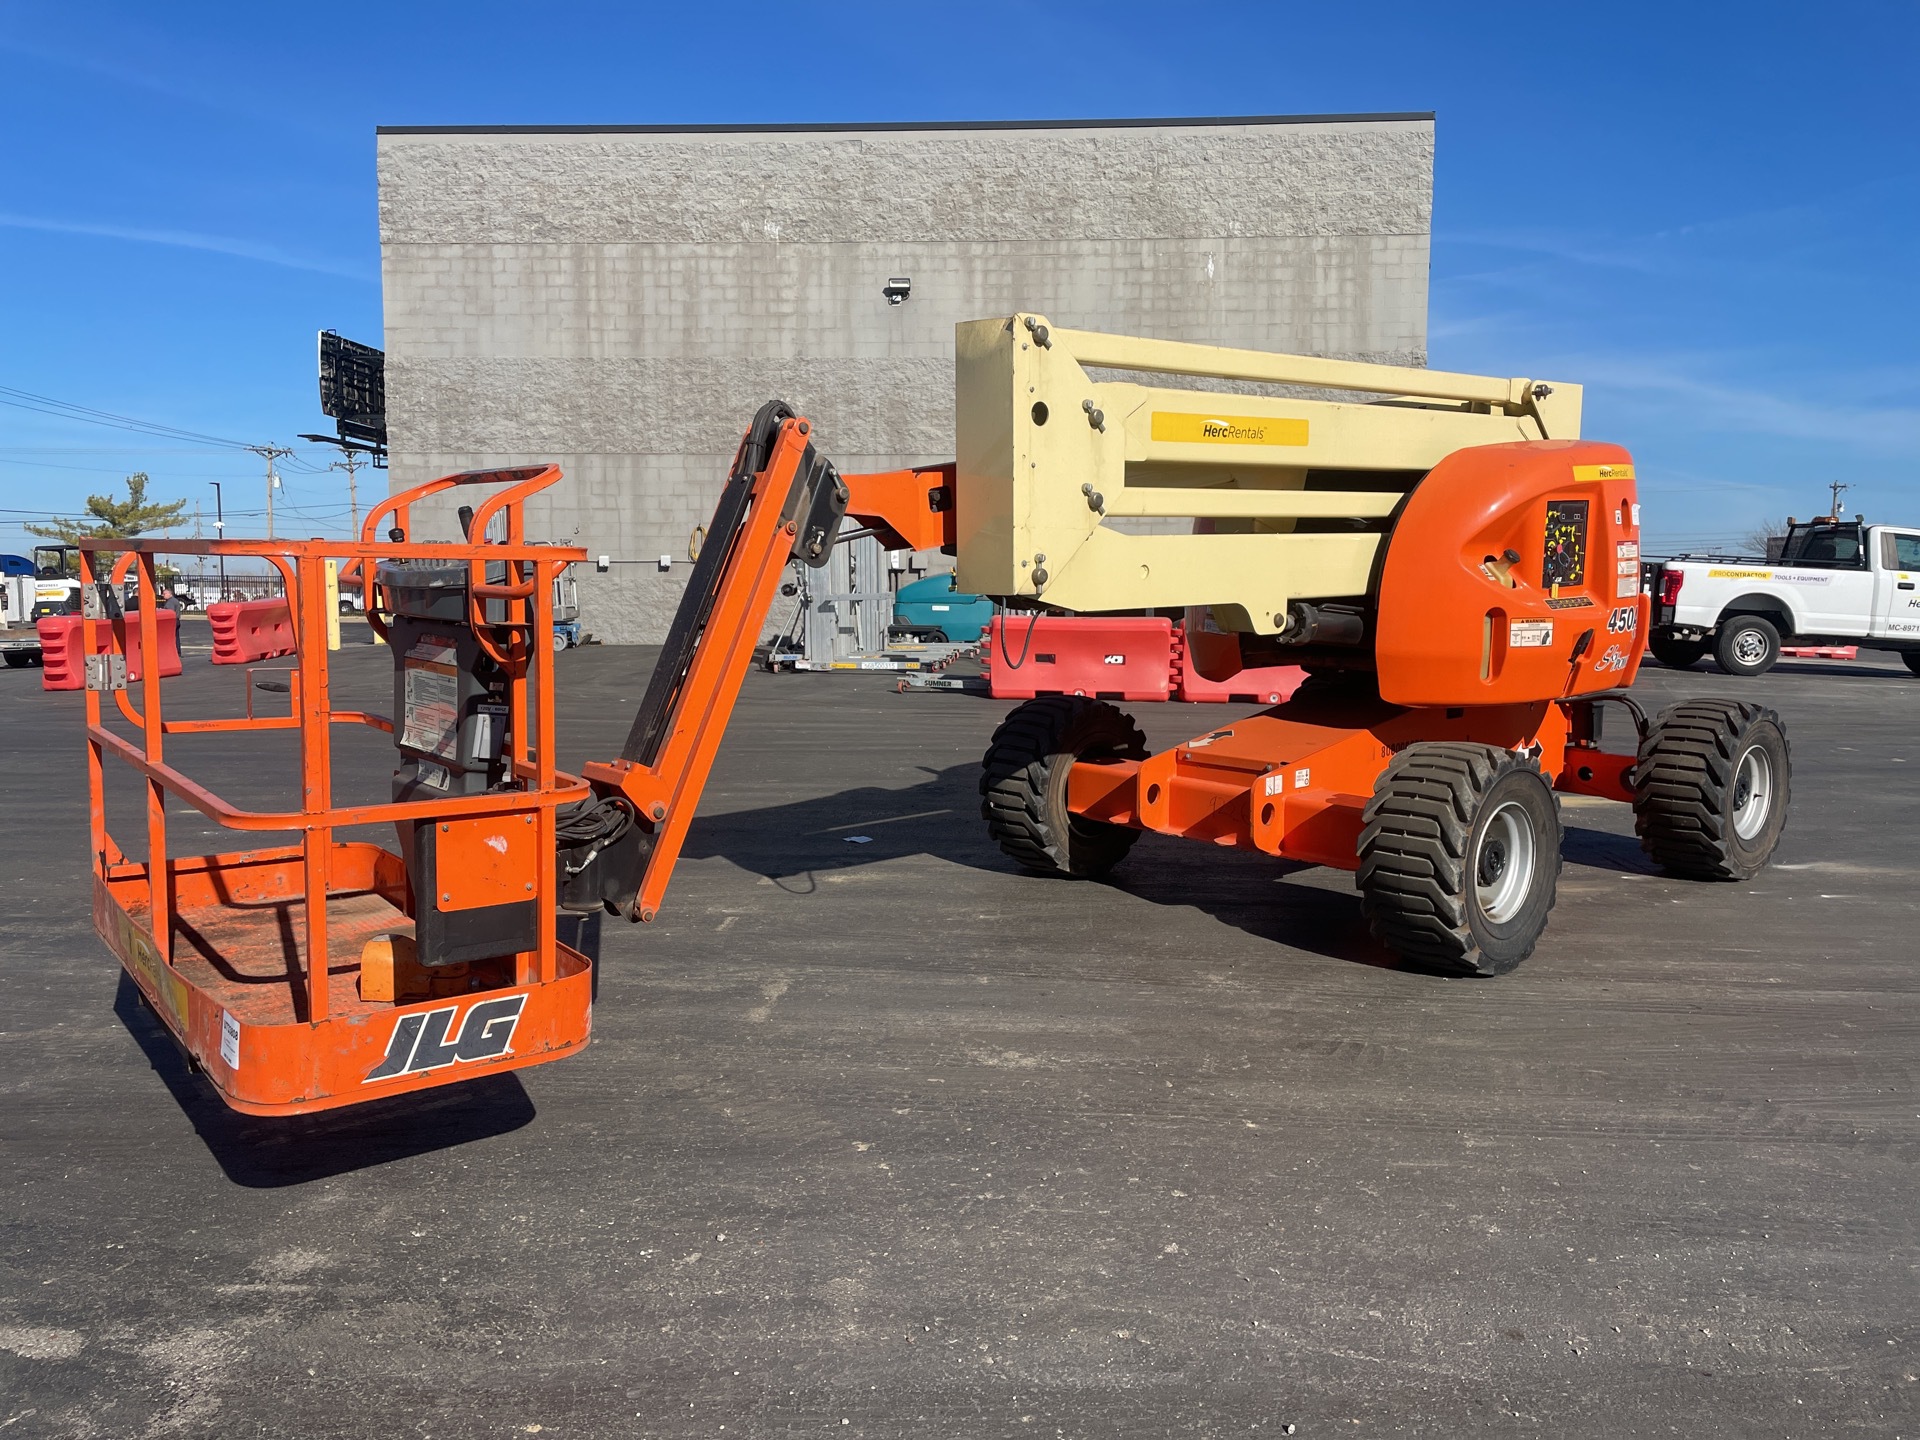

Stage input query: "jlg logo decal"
[{"left": 365, "top": 994, "right": 527, "bottom": 1083}]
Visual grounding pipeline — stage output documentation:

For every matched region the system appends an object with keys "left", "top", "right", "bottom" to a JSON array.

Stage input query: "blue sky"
[{"left": 2, "top": 0, "right": 1914, "bottom": 560}]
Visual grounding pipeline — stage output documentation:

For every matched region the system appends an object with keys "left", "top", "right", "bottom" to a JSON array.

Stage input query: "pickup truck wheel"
[
  {"left": 1358, "top": 743, "right": 1562, "bottom": 978},
  {"left": 980, "top": 696, "right": 1146, "bottom": 878},
  {"left": 1634, "top": 700, "right": 1790, "bottom": 879},
  {"left": 1648, "top": 636, "right": 1708, "bottom": 669},
  {"left": 3, "top": 651, "right": 33, "bottom": 669},
  {"left": 1902, "top": 653, "right": 1920, "bottom": 677},
  {"left": 1713, "top": 616, "right": 1780, "bottom": 676}
]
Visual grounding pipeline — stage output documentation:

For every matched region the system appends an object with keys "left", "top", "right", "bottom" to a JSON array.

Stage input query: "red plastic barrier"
[
  {"left": 985, "top": 616, "right": 1175, "bottom": 702},
  {"left": 36, "top": 611, "right": 183, "bottom": 692},
  {"left": 208, "top": 599, "right": 295, "bottom": 665},
  {"left": 1781, "top": 645, "right": 1857, "bottom": 660},
  {"left": 1174, "top": 628, "right": 1305, "bottom": 705}
]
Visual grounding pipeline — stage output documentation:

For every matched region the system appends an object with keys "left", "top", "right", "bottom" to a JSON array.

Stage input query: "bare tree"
[{"left": 1739, "top": 517, "right": 1790, "bottom": 557}]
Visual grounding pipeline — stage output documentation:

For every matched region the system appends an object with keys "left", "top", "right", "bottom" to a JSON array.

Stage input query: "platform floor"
[
  {"left": 2, "top": 624, "right": 1915, "bottom": 1436},
  {"left": 144, "top": 884, "right": 404, "bottom": 1026}
]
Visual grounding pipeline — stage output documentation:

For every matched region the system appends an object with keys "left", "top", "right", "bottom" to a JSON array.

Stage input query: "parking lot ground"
[{"left": 2, "top": 628, "right": 1916, "bottom": 1437}]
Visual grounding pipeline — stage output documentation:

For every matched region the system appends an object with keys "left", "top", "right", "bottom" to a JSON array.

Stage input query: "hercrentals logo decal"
[
  {"left": 365, "top": 993, "right": 527, "bottom": 1083},
  {"left": 1150, "top": 412, "right": 1309, "bottom": 447}
]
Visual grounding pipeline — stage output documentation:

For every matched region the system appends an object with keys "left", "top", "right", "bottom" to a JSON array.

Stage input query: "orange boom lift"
[{"left": 77, "top": 325, "right": 1790, "bottom": 1115}]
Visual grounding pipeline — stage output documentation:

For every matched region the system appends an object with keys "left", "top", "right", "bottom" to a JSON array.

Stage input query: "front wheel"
[
  {"left": 1713, "top": 616, "right": 1780, "bottom": 676},
  {"left": 1634, "top": 700, "right": 1790, "bottom": 879},
  {"left": 1357, "top": 743, "right": 1563, "bottom": 977},
  {"left": 980, "top": 696, "right": 1147, "bottom": 878},
  {"left": 1902, "top": 652, "right": 1920, "bottom": 677},
  {"left": 3, "top": 651, "right": 34, "bottom": 669}
]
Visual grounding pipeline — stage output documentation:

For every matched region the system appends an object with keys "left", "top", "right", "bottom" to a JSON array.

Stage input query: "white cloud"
[{"left": 0, "top": 212, "right": 372, "bottom": 282}]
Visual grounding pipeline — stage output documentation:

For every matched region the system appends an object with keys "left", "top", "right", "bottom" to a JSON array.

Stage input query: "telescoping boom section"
[{"left": 74, "top": 320, "right": 1790, "bottom": 1117}]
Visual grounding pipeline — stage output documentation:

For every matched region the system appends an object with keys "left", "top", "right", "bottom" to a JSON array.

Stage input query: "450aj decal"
[
  {"left": 365, "top": 993, "right": 527, "bottom": 1083},
  {"left": 1605, "top": 605, "right": 1639, "bottom": 635}
]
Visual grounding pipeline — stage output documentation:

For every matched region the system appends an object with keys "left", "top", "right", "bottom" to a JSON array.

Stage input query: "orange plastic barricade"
[
  {"left": 1781, "top": 645, "right": 1857, "bottom": 660},
  {"left": 1174, "top": 627, "right": 1305, "bottom": 705},
  {"left": 985, "top": 616, "right": 1175, "bottom": 702},
  {"left": 37, "top": 610, "right": 183, "bottom": 692},
  {"left": 208, "top": 599, "right": 295, "bottom": 665}
]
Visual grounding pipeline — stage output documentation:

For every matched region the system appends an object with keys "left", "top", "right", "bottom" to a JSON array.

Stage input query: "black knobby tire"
[
  {"left": 1357, "top": 742, "right": 1563, "bottom": 978},
  {"left": 980, "top": 696, "right": 1147, "bottom": 878},
  {"left": 1713, "top": 615, "right": 1780, "bottom": 676},
  {"left": 1902, "top": 653, "right": 1920, "bottom": 677},
  {"left": 1633, "top": 699, "right": 1790, "bottom": 879},
  {"left": 1648, "top": 636, "right": 1708, "bottom": 670}
]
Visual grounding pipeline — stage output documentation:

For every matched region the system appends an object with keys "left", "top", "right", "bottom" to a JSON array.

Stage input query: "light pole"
[{"left": 209, "top": 481, "right": 226, "bottom": 600}]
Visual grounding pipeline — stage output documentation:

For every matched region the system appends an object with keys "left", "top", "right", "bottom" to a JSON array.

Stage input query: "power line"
[{"left": 0, "top": 384, "right": 255, "bottom": 450}]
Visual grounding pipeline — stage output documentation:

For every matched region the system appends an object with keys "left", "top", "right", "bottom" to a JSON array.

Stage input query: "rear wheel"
[
  {"left": 1902, "top": 653, "right": 1920, "bottom": 677},
  {"left": 1633, "top": 700, "right": 1790, "bottom": 879},
  {"left": 980, "top": 696, "right": 1147, "bottom": 878},
  {"left": 1357, "top": 743, "right": 1562, "bottom": 977},
  {"left": 1649, "top": 636, "right": 1708, "bottom": 669},
  {"left": 925, "top": 629, "right": 948, "bottom": 644},
  {"left": 1713, "top": 615, "right": 1780, "bottom": 676},
  {"left": 3, "top": 651, "right": 33, "bottom": 669}
]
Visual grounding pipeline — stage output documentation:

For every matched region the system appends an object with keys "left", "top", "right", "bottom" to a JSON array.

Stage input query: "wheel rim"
[
  {"left": 1731, "top": 744, "right": 1773, "bottom": 840},
  {"left": 1474, "top": 800, "right": 1537, "bottom": 924},
  {"left": 1733, "top": 629, "right": 1767, "bottom": 665}
]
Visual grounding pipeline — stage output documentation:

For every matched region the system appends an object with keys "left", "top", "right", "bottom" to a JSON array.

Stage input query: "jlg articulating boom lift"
[{"left": 81, "top": 316, "right": 1790, "bottom": 1115}]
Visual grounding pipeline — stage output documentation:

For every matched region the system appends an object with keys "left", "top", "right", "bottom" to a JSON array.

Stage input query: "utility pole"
[
  {"left": 330, "top": 450, "right": 366, "bottom": 537},
  {"left": 1826, "top": 480, "right": 1851, "bottom": 519},
  {"left": 209, "top": 481, "right": 227, "bottom": 600},
  {"left": 249, "top": 443, "right": 293, "bottom": 541}
]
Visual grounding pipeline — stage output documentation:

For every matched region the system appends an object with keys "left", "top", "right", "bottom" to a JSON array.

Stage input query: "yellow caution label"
[
  {"left": 1707, "top": 568, "right": 1772, "bottom": 580},
  {"left": 1571, "top": 463, "right": 1635, "bottom": 483},
  {"left": 1150, "top": 412, "right": 1309, "bottom": 446}
]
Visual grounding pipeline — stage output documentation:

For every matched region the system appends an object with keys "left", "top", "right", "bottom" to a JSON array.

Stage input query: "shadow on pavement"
[
  {"left": 113, "top": 973, "right": 537, "bottom": 1187},
  {"left": 680, "top": 761, "right": 1404, "bottom": 972}
]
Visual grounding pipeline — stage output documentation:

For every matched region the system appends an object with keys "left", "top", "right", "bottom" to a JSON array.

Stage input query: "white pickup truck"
[{"left": 1646, "top": 519, "right": 1920, "bottom": 676}]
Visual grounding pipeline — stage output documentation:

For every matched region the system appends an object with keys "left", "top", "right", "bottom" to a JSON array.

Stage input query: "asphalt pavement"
[{"left": 1, "top": 621, "right": 1915, "bottom": 1437}]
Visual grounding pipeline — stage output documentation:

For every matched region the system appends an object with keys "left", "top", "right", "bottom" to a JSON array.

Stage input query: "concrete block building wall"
[{"left": 376, "top": 115, "right": 1435, "bottom": 643}]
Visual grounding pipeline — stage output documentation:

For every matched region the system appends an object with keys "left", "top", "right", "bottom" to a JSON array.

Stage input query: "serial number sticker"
[
  {"left": 1509, "top": 620, "right": 1554, "bottom": 648},
  {"left": 1293, "top": 767, "right": 1312, "bottom": 789},
  {"left": 220, "top": 1010, "right": 241, "bottom": 1070}
]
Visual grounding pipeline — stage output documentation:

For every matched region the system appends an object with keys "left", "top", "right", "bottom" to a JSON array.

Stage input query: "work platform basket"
[{"left": 78, "top": 467, "right": 593, "bottom": 1116}]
